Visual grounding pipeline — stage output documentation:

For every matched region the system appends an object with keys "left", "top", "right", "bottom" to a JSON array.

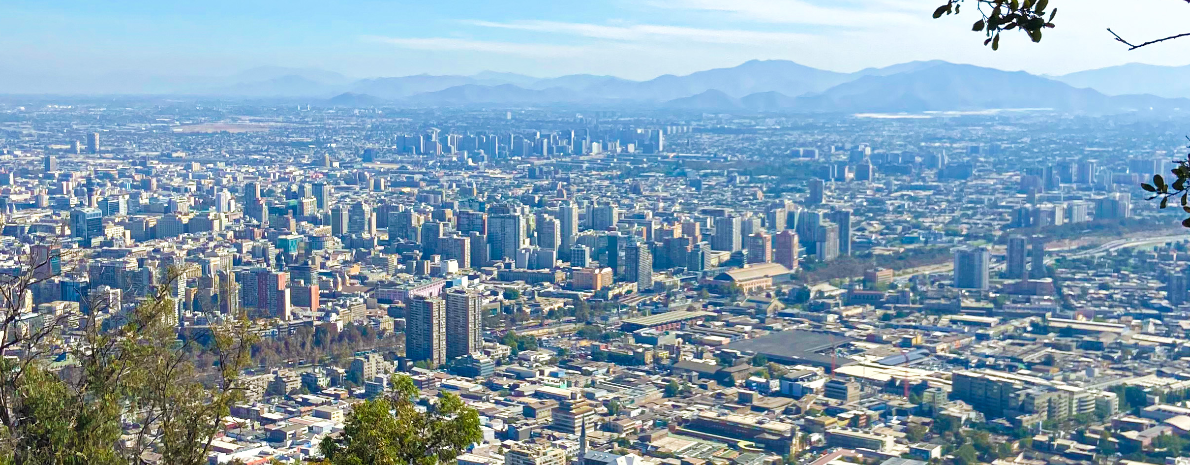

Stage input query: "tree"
[
  {"left": 502, "top": 288, "right": 521, "bottom": 300},
  {"left": 664, "top": 380, "right": 682, "bottom": 398},
  {"left": 750, "top": 354, "right": 768, "bottom": 367},
  {"left": 906, "top": 425, "right": 927, "bottom": 443},
  {"left": 320, "top": 375, "right": 482, "bottom": 465},
  {"left": 955, "top": 443, "right": 979, "bottom": 465},
  {"left": 0, "top": 262, "right": 256, "bottom": 465}
]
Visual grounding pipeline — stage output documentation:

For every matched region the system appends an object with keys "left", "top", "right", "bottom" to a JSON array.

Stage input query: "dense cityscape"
[{"left": 2, "top": 98, "right": 1190, "bottom": 465}]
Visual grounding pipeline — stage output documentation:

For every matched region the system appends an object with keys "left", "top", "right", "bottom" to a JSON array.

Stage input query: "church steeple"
[{"left": 579, "top": 417, "right": 587, "bottom": 461}]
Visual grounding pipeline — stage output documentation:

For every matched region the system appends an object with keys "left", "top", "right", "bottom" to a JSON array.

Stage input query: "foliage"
[
  {"left": 502, "top": 289, "right": 521, "bottom": 300},
  {"left": 932, "top": 0, "right": 1057, "bottom": 50},
  {"left": 0, "top": 265, "right": 256, "bottom": 465},
  {"left": 320, "top": 375, "right": 483, "bottom": 465},
  {"left": 1142, "top": 157, "right": 1190, "bottom": 227},
  {"left": 500, "top": 332, "right": 538, "bottom": 354},
  {"left": 576, "top": 325, "right": 604, "bottom": 340}
]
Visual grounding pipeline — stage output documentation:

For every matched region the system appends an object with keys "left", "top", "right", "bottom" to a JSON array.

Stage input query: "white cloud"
[
  {"left": 647, "top": 0, "right": 919, "bottom": 28},
  {"left": 364, "top": 36, "right": 587, "bottom": 57},
  {"left": 464, "top": 20, "right": 817, "bottom": 45}
]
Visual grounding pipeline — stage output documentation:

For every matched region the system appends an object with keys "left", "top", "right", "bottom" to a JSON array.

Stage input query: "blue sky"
[{"left": 3, "top": 0, "right": 1190, "bottom": 83}]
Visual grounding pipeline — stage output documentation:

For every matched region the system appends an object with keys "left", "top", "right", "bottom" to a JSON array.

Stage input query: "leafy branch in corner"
[
  {"left": 933, "top": 0, "right": 1057, "bottom": 50},
  {"left": 1141, "top": 142, "right": 1190, "bottom": 227}
]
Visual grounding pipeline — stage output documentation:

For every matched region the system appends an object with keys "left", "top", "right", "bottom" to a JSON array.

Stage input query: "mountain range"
[{"left": 5, "top": 60, "right": 1189, "bottom": 114}]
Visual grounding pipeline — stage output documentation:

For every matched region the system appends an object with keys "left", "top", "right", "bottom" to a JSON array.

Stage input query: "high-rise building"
[
  {"left": 604, "top": 233, "right": 623, "bottom": 275},
  {"left": 348, "top": 202, "right": 375, "bottom": 236},
  {"left": 457, "top": 210, "right": 488, "bottom": 235},
  {"left": 712, "top": 215, "right": 742, "bottom": 252},
  {"left": 489, "top": 214, "right": 526, "bottom": 261},
  {"left": 312, "top": 182, "right": 331, "bottom": 210},
  {"left": 70, "top": 207, "right": 104, "bottom": 242},
  {"left": 445, "top": 290, "right": 482, "bottom": 359},
  {"left": 537, "top": 214, "right": 560, "bottom": 250},
  {"left": 43, "top": 155, "right": 58, "bottom": 172},
  {"left": 1078, "top": 160, "right": 1097, "bottom": 185},
  {"left": 953, "top": 247, "right": 991, "bottom": 290},
  {"left": 1006, "top": 235, "right": 1027, "bottom": 279},
  {"left": 420, "top": 221, "right": 445, "bottom": 255},
  {"left": 591, "top": 204, "right": 619, "bottom": 231},
  {"left": 1029, "top": 236, "right": 1047, "bottom": 279},
  {"left": 86, "top": 132, "right": 99, "bottom": 154},
  {"left": 1067, "top": 201, "right": 1090, "bottom": 223},
  {"left": 1168, "top": 272, "right": 1190, "bottom": 306},
  {"left": 570, "top": 244, "right": 591, "bottom": 267},
  {"left": 624, "top": 242, "right": 653, "bottom": 290},
  {"left": 558, "top": 202, "right": 579, "bottom": 252},
  {"left": 745, "top": 232, "right": 772, "bottom": 264},
  {"left": 469, "top": 232, "right": 490, "bottom": 267},
  {"left": 407, "top": 296, "right": 446, "bottom": 367},
  {"left": 329, "top": 206, "right": 349, "bottom": 237},
  {"left": 808, "top": 178, "right": 825, "bottom": 205},
  {"left": 773, "top": 230, "right": 799, "bottom": 271},
  {"left": 830, "top": 209, "right": 852, "bottom": 256},
  {"left": 441, "top": 235, "right": 471, "bottom": 270},
  {"left": 814, "top": 223, "right": 839, "bottom": 262}
]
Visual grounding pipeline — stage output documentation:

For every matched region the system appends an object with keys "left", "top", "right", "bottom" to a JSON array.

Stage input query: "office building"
[
  {"left": 86, "top": 132, "right": 99, "bottom": 154},
  {"left": 570, "top": 244, "right": 591, "bottom": 267},
  {"left": 70, "top": 207, "right": 103, "bottom": 241},
  {"left": 407, "top": 296, "right": 446, "bottom": 367}
]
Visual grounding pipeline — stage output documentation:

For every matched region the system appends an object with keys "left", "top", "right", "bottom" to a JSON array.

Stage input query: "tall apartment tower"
[
  {"left": 624, "top": 242, "right": 653, "bottom": 290},
  {"left": 407, "top": 296, "right": 446, "bottom": 367},
  {"left": 773, "top": 230, "right": 799, "bottom": 271},
  {"left": 86, "top": 132, "right": 100, "bottom": 154},
  {"left": 537, "top": 214, "right": 561, "bottom": 250},
  {"left": 953, "top": 247, "right": 991, "bottom": 290},
  {"left": 558, "top": 202, "right": 579, "bottom": 252},
  {"left": 489, "top": 214, "right": 526, "bottom": 261},
  {"left": 1030, "top": 235, "right": 1048, "bottom": 279},
  {"left": 808, "top": 178, "right": 825, "bottom": 205},
  {"left": 745, "top": 232, "right": 772, "bottom": 264},
  {"left": 830, "top": 209, "right": 852, "bottom": 256},
  {"left": 1006, "top": 235, "right": 1027, "bottom": 279},
  {"left": 445, "top": 290, "right": 482, "bottom": 359},
  {"left": 712, "top": 215, "right": 742, "bottom": 252}
]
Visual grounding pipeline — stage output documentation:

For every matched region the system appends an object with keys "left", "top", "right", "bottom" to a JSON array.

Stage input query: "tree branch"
[{"left": 1108, "top": 27, "right": 1190, "bottom": 50}]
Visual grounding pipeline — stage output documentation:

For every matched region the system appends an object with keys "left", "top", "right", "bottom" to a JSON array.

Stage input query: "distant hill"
[
  {"left": 400, "top": 84, "right": 581, "bottom": 105},
  {"left": 788, "top": 62, "right": 1187, "bottom": 113},
  {"left": 662, "top": 90, "right": 741, "bottom": 110},
  {"left": 1055, "top": 63, "right": 1190, "bottom": 99},
  {"left": 8, "top": 59, "right": 1189, "bottom": 114},
  {"left": 328, "top": 92, "right": 384, "bottom": 106}
]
